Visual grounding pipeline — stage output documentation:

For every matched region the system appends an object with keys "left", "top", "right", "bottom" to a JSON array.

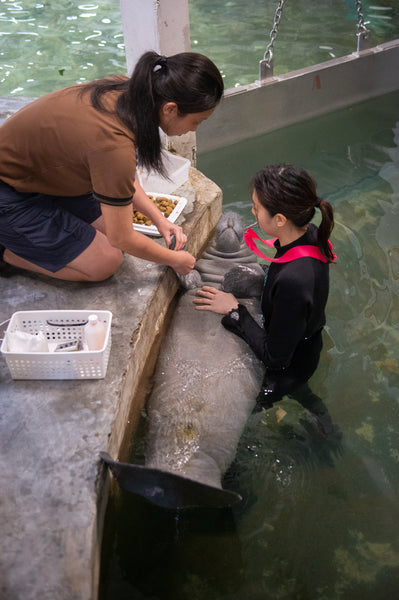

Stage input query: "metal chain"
[
  {"left": 355, "top": 0, "right": 370, "bottom": 51},
  {"left": 258, "top": 0, "right": 369, "bottom": 84},
  {"left": 263, "top": 0, "right": 286, "bottom": 64},
  {"left": 259, "top": 0, "right": 286, "bottom": 82}
]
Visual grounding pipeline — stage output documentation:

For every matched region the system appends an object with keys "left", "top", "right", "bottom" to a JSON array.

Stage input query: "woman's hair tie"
[
  {"left": 315, "top": 197, "right": 322, "bottom": 208},
  {"left": 153, "top": 56, "right": 168, "bottom": 72}
]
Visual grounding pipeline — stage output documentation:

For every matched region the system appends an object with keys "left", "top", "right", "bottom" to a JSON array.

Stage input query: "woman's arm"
[{"left": 101, "top": 202, "right": 195, "bottom": 275}]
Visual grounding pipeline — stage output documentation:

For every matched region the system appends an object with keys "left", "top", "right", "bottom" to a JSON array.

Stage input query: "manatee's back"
[
  {"left": 145, "top": 292, "right": 263, "bottom": 489},
  {"left": 145, "top": 211, "right": 264, "bottom": 489}
]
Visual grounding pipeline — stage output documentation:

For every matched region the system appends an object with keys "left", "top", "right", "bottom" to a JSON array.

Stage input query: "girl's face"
[
  {"left": 159, "top": 103, "right": 214, "bottom": 136},
  {"left": 251, "top": 190, "right": 279, "bottom": 236}
]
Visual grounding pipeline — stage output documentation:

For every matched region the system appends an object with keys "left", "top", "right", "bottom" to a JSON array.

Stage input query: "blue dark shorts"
[{"left": 0, "top": 180, "right": 101, "bottom": 272}]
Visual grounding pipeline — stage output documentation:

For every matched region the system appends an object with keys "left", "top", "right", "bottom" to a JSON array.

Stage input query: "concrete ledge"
[
  {"left": 106, "top": 168, "right": 223, "bottom": 462},
  {"left": 0, "top": 96, "right": 34, "bottom": 123},
  {"left": 0, "top": 169, "right": 222, "bottom": 600}
]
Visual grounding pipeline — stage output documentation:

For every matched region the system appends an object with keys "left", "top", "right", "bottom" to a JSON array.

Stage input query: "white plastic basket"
[
  {"left": 1, "top": 310, "right": 112, "bottom": 380},
  {"left": 137, "top": 149, "right": 190, "bottom": 193}
]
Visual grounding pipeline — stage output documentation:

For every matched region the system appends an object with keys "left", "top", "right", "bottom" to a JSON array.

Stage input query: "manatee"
[
  {"left": 178, "top": 212, "right": 265, "bottom": 291},
  {"left": 101, "top": 212, "right": 265, "bottom": 509}
]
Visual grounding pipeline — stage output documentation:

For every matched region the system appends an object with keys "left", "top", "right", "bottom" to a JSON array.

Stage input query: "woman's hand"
[
  {"left": 169, "top": 249, "right": 196, "bottom": 275},
  {"left": 193, "top": 286, "right": 239, "bottom": 314},
  {"left": 101, "top": 203, "right": 195, "bottom": 273},
  {"left": 156, "top": 218, "right": 187, "bottom": 250},
  {"left": 132, "top": 176, "right": 186, "bottom": 250}
]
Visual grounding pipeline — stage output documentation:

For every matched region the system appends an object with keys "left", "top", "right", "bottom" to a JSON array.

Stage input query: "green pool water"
[
  {"left": 1, "top": 0, "right": 398, "bottom": 94},
  {"left": 100, "top": 91, "right": 399, "bottom": 600}
]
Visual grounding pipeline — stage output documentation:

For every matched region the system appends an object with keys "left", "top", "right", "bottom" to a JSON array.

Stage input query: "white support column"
[
  {"left": 119, "top": 0, "right": 195, "bottom": 162},
  {"left": 120, "top": 0, "right": 191, "bottom": 76}
]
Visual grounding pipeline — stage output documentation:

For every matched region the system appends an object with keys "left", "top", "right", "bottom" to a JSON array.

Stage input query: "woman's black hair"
[
  {"left": 80, "top": 51, "right": 224, "bottom": 175},
  {"left": 251, "top": 164, "right": 335, "bottom": 262}
]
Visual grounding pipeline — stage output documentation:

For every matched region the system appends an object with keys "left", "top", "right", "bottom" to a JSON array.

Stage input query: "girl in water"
[
  {"left": 0, "top": 51, "right": 223, "bottom": 281},
  {"left": 194, "top": 164, "right": 338, "bottom": 435}
]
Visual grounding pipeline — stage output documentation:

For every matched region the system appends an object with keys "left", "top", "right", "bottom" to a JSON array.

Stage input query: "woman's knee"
[
  {"left": 87, "top": 247, "right": 123, "bottom": 281},
  {"left": 67, "top": 232, "right": 124, "bottom": 281}
]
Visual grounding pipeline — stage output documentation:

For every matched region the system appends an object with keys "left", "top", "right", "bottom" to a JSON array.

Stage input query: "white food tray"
[
  {"left": 1, "top": 310, "right": 112, "bottom": 380},
  {"left": 133, "top": 193, "right": 187, "bottom": 237}
]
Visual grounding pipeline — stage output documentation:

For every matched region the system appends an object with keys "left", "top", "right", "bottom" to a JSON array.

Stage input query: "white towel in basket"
[{"left": 6, "top": 330, "right": 49, "bottom": 353}]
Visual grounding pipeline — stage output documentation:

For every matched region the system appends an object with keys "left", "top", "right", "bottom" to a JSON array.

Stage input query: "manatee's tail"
[{"left": 100, "top": 452, "right": 241, "bottom": 509}]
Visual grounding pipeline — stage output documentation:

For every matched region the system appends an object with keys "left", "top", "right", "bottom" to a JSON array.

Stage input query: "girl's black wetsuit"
[{"left": 222, "top": 223, "right": 332, "bottom": 416}]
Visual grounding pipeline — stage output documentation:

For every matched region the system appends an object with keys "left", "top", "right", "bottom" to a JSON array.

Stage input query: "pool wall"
[{"left": 197, "top": 40, "right": 399, "bottom": 152}]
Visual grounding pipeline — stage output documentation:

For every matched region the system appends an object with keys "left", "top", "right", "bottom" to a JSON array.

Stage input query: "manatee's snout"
[{"left": 214, "top": 212, "right": 244, "bottom": 254}]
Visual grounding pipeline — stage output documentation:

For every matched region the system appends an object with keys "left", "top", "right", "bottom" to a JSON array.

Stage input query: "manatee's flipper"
[
  {"left": 100, "top": 452, "right": 242, "bottom": 509},
  {"left": 222, "top": 264, "right": 265, "bottom": 297},
  {"left": 168, "top": 235, "right": 203, "bottom": 290},
  {"left": 176, "top": 269, "right": 203, "bottom": 290}
]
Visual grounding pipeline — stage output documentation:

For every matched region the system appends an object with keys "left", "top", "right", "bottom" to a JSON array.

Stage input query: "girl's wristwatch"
[{"left": 228, "top": 307, "right": 240, "bottom": 321}]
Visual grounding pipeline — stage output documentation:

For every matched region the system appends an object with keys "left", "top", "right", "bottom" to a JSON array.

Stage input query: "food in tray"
[
  {"left": 133, "top": 195, "right": 179, "bottom": 227},
  {"left": 132, "top": 193, "right": 187, "bottom": 236}
]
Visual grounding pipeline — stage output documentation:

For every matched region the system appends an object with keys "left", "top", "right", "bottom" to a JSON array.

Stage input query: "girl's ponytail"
[{"left": 317, "top": 199, "right": 335, "bottom": 262}]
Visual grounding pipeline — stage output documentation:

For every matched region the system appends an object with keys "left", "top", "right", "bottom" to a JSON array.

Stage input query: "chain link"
[
  {"left": 263, "top": 0, "right": 286, "bottom": 64},
  {"left": 355, "top": 0, "right": 370, "bottom": 50},
  {"left": 259, "top": 0, "right": 369, "bottom": 84}
]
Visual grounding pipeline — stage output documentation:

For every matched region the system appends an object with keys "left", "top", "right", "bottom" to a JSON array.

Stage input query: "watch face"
[{"left": 230, "top": 309, "right": 239, "bottom": 321}]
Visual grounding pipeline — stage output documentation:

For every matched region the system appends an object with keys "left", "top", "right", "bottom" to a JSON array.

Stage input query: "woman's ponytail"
[
  {"left": 80, "top": 51, "right": 223, "bottom": 175},
  {"left": 123, "top": 52, "right": 165, "bottom": 174},
  {"left": 127, "top": 51, "right": 223, "bottom": 173}
]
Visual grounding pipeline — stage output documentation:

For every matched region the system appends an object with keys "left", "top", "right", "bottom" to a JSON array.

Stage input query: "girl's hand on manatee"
[{"left": 194, "top": 286, "right": 239, "bottom": 314}]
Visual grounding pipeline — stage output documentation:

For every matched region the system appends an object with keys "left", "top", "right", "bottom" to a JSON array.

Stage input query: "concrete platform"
[{"left": 0, "top": 145, "right": 222, "bottom": 599}]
